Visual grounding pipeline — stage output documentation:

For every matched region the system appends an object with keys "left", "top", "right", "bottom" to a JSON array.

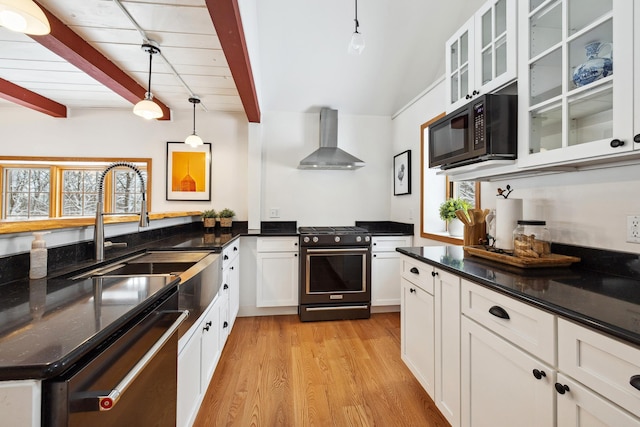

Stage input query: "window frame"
[{"left": 0, "top": 156, "right": 152, "bottom": 230}]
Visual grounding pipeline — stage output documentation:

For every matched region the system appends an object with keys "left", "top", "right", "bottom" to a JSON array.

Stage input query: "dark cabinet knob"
[
  {"left": 223, "top": 284, "right": 228, "bottom": 290},
  {"left": 555, "top": 383, "right": 570, "bottom": 394},
  {"left": 233, "top": 246, "right": 238, "bottom": 251},
  {"left": 224, "top": 254, "right": 229, "bottom": 260},
  {"left": 373, "top": 242, "right": 377, "bottom": 245},
  {"left": 230, "top": 266, "right": 234, "bottom": 270},
  {"left": 472, "top": 90, "right": 479, "bottom": 95},
  {"left": 373, "top": 254, "right": 377, "bottom": 257},
  {"left": 223, "top": 321, "right": 229, "bottom": 328},
  {"left": 410, "top": 267, "right": 419, "bottom": 274},
  {"left": 409, "top": 288, "right": 416, "bottom": 293},
  {"left": 630, "top": 375, "right": 640, "bottom": 391},
  {"left": 532, "top": 369, "right": 546, "bottom": 380},
  {"left": 465, "top": 94, "right": 471, "bottom": 99},
  {"left": 634, "top": 134, "right": 640, "bottom": 143},
  {"left": 203, "top": 321, "right": 212, "bottom": 331},
  {"left": 294, "top": 242, "right": 298, "bottom": 246},
  {"left": 431, "top": 271, "right": 438, "bottom": 277},
  {"left": 489, "top": 305, "right": 510, "bottom": 320},
  {"left": 610, "top": 139, "right": 624, "bottom": 148},
  {"left": 294, "top": 254, "right": 298, "bottom": 257}
]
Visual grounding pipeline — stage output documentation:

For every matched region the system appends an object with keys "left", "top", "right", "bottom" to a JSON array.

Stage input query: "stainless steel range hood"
[{"left": 298, "top": 108, "right": 365, "bottom": 170}]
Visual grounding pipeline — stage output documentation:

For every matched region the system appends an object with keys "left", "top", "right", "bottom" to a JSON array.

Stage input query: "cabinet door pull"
[
  {"left": 223, "top": 284, "right": 228, "bottom": 290},
  {"left": 472, "top": 90, "right": 479, "bottom": 96},
  {"left": 223, "top": 321, "right": 229, "bottom": 328},
  {"left": 610, "top": 138, "right": 624, "bottom": 148},
  {"left": 409, "top": 288, "right": 416, "bottom": 294},
  {"left": 554, "top": 383, "right": 570, "bottom": 394},
  {"left": 532, "top": 369, "right": 546, "bottom": 380},
  {"left": 634, "top": 134, "right": 640, "bottom": 143},
  {"left": 409, "top": 267, "right": 419, "bottom": 274},
  {"left": 488, "top": 305, "right": 510, "bottom": 320},
  {"left": 431, "top": 271, "right": 438, "bottom": 277},
  {"left": 223, "top": 254, "right": 229, "bottom": 260},
  {"left": 630, "top": 375, "right": 640, "bottom": 391}
]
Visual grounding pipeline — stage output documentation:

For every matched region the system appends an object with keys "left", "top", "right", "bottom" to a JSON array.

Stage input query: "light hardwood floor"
[{"left": 193, "top": 313, "right": 449, "bottom": 427}]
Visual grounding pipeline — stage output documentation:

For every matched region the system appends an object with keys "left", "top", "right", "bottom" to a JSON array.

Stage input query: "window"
[{"left": 1, "top": 158, "right": 151, "bottom": 221}]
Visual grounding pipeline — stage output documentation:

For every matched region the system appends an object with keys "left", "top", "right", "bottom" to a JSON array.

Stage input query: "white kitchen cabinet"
[
  {"left": 556, "top": 373, "right": 640, "bottom": 427},
  {"left": 222, "top": 241, "right": 240, "bottom": 332},
  {"left": 461, "top": 315, "right": 555, "bottom": 427},
  {"left": 558, "top": 318, "right": 640, "bottom": 420},
  {"left": 517, "top": 0, "right": 635, "bottom": 168},
  {"left": 177, "top": 321, "right": 203, "bottom": 427},
  {"left": 371, "top": 236, "right": 412, "bottom": 306},
  {"left": 256, "top": 236, "right": 299, "bottom": 307},
  {"left": 446, "top": 0, "right": 517, "bottom": 112},
  {"left": 200, "top": 295, "right": 223, "bottom": 391},
  {"left": 434, "top": 269, "right": 461, "bottom": 427},
  {"left": 0, "top": 380, "right": 40, "bottom": 427}
]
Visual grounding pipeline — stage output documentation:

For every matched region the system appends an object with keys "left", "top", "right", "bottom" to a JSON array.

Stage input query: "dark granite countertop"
[
  {"left": 0, "top": 229, "right": 246, "bottom": 381},
  {"left": 397, "top": 246, "right": 640, "bottom": 347}
]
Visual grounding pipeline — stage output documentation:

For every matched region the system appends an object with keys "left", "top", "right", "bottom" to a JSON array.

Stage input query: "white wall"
[
  {"left": 0, "top": 107, "right": 249, "bottom": 219},
  {"left": 259, "top": 110, "right": 392, "bottom": 226},
  {"left": 390, "top": 80, "right": 640, "bottom": 253}
]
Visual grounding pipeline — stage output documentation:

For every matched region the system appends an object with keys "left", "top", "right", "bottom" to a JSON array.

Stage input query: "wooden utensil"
[{"left": 455, "top": 209, "right": 471, "bottom": 226}]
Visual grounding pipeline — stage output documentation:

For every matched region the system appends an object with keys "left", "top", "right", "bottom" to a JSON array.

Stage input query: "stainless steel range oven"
[{"left": 298, "top": 226, "right": 372, "bottom": 321}]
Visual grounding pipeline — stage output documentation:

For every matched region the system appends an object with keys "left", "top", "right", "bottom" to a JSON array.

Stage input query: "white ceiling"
[{"left": 0, "top": 0, "right": 485, "bottom": 119}]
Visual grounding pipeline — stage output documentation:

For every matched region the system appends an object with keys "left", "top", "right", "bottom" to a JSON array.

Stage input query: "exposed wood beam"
[
  {"left": 0, "top": 78, "right": 66, "bottom": 118},
  {"left": 28, "top": 1, "right": 171, "bottom": 120},
  {"left": 206, "top": 0, "right": 261, "bottom": 123}
]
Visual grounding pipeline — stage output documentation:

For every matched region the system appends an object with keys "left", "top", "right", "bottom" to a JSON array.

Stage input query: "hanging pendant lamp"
[
  {"left": 133, "top": 42, "right": 163, "bottom": 120},
  {"left": 185, "top": 96, "right": 203, "bottom": 147},
  {"left": 348, "top": 0, "right": 365, "bottom": 54},
  {"left": 0, "top": 0, "right": 50, "bottom": 35}
]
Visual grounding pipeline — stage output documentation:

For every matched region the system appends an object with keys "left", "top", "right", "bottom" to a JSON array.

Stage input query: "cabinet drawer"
[
  {"left": 222, "top": 239, "right": 240, "bottom": 267},
  {"left": 558, "top": 319, "right": 640, "bottom": 418},
  {"left": 461, "top": 281, "right": 556, "bottom": 364},
  {"left": 256, "top": 236, "right": 299, "bottom": 252},
  {"left": 400, "top": 256, "right": 433, "bottom": 295},
  {"left": 372, "top": 236, "right": 412, "bottom": 252}
]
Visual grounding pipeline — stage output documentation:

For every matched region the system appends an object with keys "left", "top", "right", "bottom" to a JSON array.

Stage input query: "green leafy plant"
[
  {"left": 218, "top": 208, "right": 235, "bottom": 218},
  {"left": 439, "top": 198, "right": 470, "bottom": 222},
  {"left": 201, "top": 209, "right": 217, "bottom": 218}
]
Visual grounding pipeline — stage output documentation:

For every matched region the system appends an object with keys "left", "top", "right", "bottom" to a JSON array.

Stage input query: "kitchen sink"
[{"left": 71, "top": 251, "right": 210, "bottom": 280}]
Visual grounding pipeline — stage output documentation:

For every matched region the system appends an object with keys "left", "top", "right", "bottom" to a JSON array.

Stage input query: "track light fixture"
[
  {"left": 0, "top": 0, "right": 50, "bottom": 35},
  {"left": 133, "top": 42, "right": 163, "bottom": 120},
  {"left": 185, "top": 96, "right": 204, "bottom": 147},
  {"left": 348, "top": 0, "right": 365, "bottom": 54}
]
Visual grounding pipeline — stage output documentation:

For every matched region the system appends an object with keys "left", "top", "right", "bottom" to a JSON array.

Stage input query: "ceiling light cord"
[
  {"left": 185, "top": 97, "right": 204, "bottom": 147},
  {"left": 111, "top": 0, "right": 207, "bottom": 111},
  {"left": 348, "top": 0, "right": 365, "bottom": 54}
]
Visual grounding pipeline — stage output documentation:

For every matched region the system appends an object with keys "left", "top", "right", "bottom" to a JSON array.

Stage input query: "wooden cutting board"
[{"left": 463, "top": 245, "right": 581, "bottom": 268}]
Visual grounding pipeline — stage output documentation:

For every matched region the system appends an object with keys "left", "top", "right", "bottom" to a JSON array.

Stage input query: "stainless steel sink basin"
[{"left": 71, "top": 251, "right": 210, "bottom": 280}]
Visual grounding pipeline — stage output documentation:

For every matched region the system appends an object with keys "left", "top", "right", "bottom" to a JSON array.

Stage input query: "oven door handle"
[
  {"left": 71, "top": 310, "right": 188, "bottom": 412},
  {"left": 304, "top": 248, "right": 370, "bottom": 253}
]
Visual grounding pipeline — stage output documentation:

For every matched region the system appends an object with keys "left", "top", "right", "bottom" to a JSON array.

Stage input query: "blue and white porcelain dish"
[{"left": 572, "top": 41, "right": 613, "bottom": 88}]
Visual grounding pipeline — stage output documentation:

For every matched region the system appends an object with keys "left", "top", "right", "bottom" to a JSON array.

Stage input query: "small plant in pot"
[
  {"left": 439, "top": 198, "right": 470, "bottom": 237},
  {"left": 202, "top": 209, "right": 217, "bottom": 229},
  {"left": 218, "top": 208, "right": 235, "bottom": 228}
]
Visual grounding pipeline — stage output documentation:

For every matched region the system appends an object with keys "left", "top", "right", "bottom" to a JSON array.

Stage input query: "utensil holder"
[{"left": 464, "top": 223, "right": 486, "bottom": 246}]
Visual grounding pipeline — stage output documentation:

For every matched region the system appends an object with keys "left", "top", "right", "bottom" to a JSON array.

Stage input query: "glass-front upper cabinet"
[
  {"left": 517, "top": 0, "right": 634, "bottom": 168},
  {"left": 446, "top": 0, "right": 517, "bottom": 113}
]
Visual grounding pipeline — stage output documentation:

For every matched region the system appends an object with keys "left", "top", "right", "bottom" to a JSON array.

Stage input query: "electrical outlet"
[
  {"left": 269, "top": 208, "right": 280, "bottom": 218},
  {"left": 627, "top": 216, "right": 640, "bottom": 243}
]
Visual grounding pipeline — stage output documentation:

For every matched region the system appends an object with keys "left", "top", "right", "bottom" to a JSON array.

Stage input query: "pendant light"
[
  {"left": 133, "top": 42, "right": 163, "bottom": 120},
  {"left": 185, "top": 96, "right": 203, "bottom": 147},
  {"left": 348, "top": 0, "right": 365, "bottom": 55},
  {"left": 0, "top": 0, "right": 50, "bottom": 35}
]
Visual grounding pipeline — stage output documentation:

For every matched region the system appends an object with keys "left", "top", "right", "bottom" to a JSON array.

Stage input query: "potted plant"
[
  {"left": 439, "top": 198, "right": 470, "bottom": 237},
  {"left": 218, "top": 208, "right": 235, "bottom": 228},
  {"left": 202, "top": 209, "right": 217, "bottom": 229}
]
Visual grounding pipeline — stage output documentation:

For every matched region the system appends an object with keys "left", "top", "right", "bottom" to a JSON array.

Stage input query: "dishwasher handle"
[{"left": 72, "top": 310, "right": 188, "bottom": 412}]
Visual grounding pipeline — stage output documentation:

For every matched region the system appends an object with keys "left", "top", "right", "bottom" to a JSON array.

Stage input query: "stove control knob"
[
  {"left": 303, "top": 236, "right": 310, "bottom": 243},
  {"left": 335, "top": 236, "right": 341, "bottom": 243},
  {"left": 356, "top": 236, "right": 362, "bottom": 242},
  {"left": 312, "top": 236, "right": 319, "bottom": 243},
  {"left": 365, "top": 236, "right": 370, "bottom": 242}
]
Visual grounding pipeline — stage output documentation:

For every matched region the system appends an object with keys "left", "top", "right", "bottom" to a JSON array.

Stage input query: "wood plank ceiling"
[{"left": 0, "top": 0, "right": 260, "bottom": 122}]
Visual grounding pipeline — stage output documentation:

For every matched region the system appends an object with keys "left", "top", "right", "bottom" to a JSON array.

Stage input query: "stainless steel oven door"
[{"left": 301, "top": 247, "right": 371, "bottom": 304}]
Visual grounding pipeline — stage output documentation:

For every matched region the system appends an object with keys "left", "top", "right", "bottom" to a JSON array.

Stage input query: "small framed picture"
[
  {"left": 166, "top": 141, "right": 212, "bottom": 201},
  {"left": 393, "top": 150, "right": 411, "bottom": 196}
]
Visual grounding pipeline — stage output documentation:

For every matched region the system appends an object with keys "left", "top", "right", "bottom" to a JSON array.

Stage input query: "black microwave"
[{"left": 428, "top": 94, "right": 517, "bottom": 170}]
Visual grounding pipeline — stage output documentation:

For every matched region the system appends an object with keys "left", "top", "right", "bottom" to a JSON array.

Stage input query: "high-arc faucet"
[{"left": 94, "top": 162, "right": 149, "bottom": 261}]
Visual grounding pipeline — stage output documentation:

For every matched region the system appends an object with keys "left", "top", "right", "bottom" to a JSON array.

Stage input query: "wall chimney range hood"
[{"left": 298, "top": 108, "right": 365, "bottom": 170}]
